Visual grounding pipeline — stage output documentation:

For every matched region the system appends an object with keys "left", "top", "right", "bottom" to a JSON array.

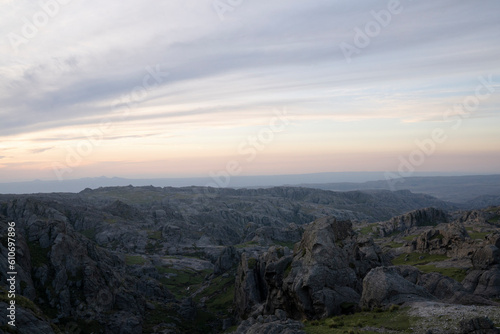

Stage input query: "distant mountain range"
[
  {"left": 0, "top": 173, "right": 499, "bottom": 207},
  {"left": 300, "top": 174, "right": 500, "bottom": 206}
]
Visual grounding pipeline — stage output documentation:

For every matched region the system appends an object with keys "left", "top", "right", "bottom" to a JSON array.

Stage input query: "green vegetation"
[
  {"left": 392, "top": 253, "right": 448, "bottom": 266},
  {"left": 202, "top": 274, "right": 235, "bottom": 313},
  {"left": 488, "top": 215, "right": 500, "bottom": 224},
  {"left": 147, "top": 230, "right": 162, "bottom": 240},
  {"left": 125, "top": 255, "right": 146, "bottom": 265},
  {"left": 466, "top": 228, "right": 490, "bottom": 240},
  {"left": 385, "top": 241, "right": 404, "bottom": 248},
  {"left": 0, "top": 286, "right": 40, "bottom": 316},
  {"left": 417, "top": 264, "right": 468, "bottom": 282},
  {"left": 402, "top": 235, "right": 417, "bottom": 242},
  {"left": 27, "top": 241, "right": 50, "bottom": 267},
  {"left": 304, "top": 307, "right": 414, "bottom": 333},
  {"left": 392, "top": 253, "right": 467, "bottom": 281},
  {"left": 145, "top": 241, "right": 162, "bottom": 254},
  {"left": 80, "top": 228, "right": 96, "bottom": 240},
  {"left": 247, "top": 258, "right": 258, "bottom": 270},
  {"left": 359, "top": 223, "right": 378, "bottom": 235},
  {"left": 234, "top": 240, "right": 259, "bottom": 249},
  {"left": 157, "top": 266, "right": 211, "bottom": 299},
  {"left": 273, "top": 240, "right": 296, "bottom": 249}
]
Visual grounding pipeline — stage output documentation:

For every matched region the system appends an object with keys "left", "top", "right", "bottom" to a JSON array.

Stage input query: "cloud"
[
  {"left": 30, "top": 147, "right": 54, "bottom": 154},
  {"left": 1, "top": 0, "right": 499, "bottom": 180}
]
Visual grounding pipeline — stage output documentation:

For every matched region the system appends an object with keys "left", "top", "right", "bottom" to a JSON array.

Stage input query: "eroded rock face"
[
  {"left": 235, "top": 217, "right": 388, "bottom": 320},
  {"left": 411, "top": 222, "right": 473, "bottom": 257},
  {"left": 378, "top": 207, "right": 449, "bottom": 237},
  {"left": 0, "top": 215, "right": 174, "bottom": 334}
]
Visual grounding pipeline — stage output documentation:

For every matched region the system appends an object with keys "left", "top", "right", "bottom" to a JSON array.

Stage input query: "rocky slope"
[{"left": 0, "top": 186, "right": 498, "bottom": 333}]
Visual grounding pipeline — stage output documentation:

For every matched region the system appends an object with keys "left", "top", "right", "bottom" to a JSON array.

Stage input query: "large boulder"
[
  {"left": 462, "top": 269, "right": 500, "bottom": 299},
  {"left": 360, "top": 266, "right": 497, "bottom": 310},
  {"left": 472, "top": 245, "right": 500, "bottom": 270},
  {"left": 360, "top": 266, "right": 436, "bottom": 308}
]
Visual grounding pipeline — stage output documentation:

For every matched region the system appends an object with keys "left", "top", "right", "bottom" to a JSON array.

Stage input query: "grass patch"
[
  {"left": 197, "top": 273, "right": 235, "bottom": 313},
  {"left": 158, "top": 266, "right": 211, "bottom": 299},
  {"left": 234, "top": 241, "right": 258, "bottom": 249},
  {"left": 304, "top": 307, "right": 414, "bottom": 333},
  {"left": 416, "top": 265, "right": 468, "bottom": 282},
  {"left": 488, "top": 215, "right": 499, "bottom": 224},
  {"left": 466, "top": 228, "right": 490, "bottom": 240},
  {"left": 143, "top": 302, "right": 184, "bottom": 333},
  {"left": 80, "top": 228, "right": 96, "bottom": 241},
  {"left": 385, "top": 242, "right": 404, "bottom": 248},
  {"left": 359, "top": 223, "right": 378, "bottom": 235},
  {"left": 125, "top": 255, "right": 146, "bottom": 265},
  {"left": 402, "top": 235, "right": 418, "bottom": 242},
  {"left": 392, "top": 253, "right": 448, "bottom": 266},
  {"left": 147, "top": 230, "right": 162, "bottom": 240}
]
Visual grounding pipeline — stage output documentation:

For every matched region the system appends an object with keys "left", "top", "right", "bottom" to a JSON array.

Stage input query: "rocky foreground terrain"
[{"left": 0, "top": 185, "right": 499, "bottom": 333}]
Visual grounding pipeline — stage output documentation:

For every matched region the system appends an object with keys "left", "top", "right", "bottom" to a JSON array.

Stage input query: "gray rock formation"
[
  {"left": 459, "top": 316, "right": 500, "bottom": 334},
  {"left": 235, "top": 217, "right": 388, "bottom": 320},
  {"left": 0, "top": 213, "right": 174, "bottom": 334},
  {"left": 462, "top": 268, "right": 500, "bottom": 299},
  {"left": 0, "top": 302, "right": 55, "bottom": 334},
  {"left": 472, "top": 245, "right": 500, "bottom": 270},
  {"left": 378, "top": 207, "right": 449, "bottom": 237},
  {"left": 360, "top": 266, "right": 436, "bottom": 308},
  {"left": 214, "top": 246, "right": 240, "bottom": 275},
  {"left": 360, "top": 266, "right": 497, "bottom": 310},
  {"left": 410, "top": 222, "right": 473, "bottom": 257}
]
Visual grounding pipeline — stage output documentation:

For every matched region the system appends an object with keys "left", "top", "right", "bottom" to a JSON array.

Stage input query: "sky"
[{"left": 0, "top": 0, "right": 499, "bottom": 183}]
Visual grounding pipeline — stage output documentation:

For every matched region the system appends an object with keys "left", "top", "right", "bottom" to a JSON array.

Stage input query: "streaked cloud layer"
[{"left": 0, "top": 0, "right": 499, "bottom": 182}]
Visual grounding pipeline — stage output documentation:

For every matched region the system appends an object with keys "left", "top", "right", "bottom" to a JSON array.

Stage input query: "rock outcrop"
[
  {"left": 360, "top": 266, "right": 497, "bottom": 310},
  {"left": 235, "top": 217, "right": 388, "bottom": 320},
  {"left": 360, "top": 266, "right": 436, "bottom": 308},
  {"left": 0, "top": 214, "right": 174, "bottom": 334},
  {"left": 410, "top": 222, "right": 473, "bottom": 257},
  {"left": 214, "top": 246, "right": 240, "bottom": 275},
  {"left": 378, "top": 207, "right": 449, "bottom": 237},
  {"left": 459, "top": 316, "right": 500, "bottom": 334}
]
